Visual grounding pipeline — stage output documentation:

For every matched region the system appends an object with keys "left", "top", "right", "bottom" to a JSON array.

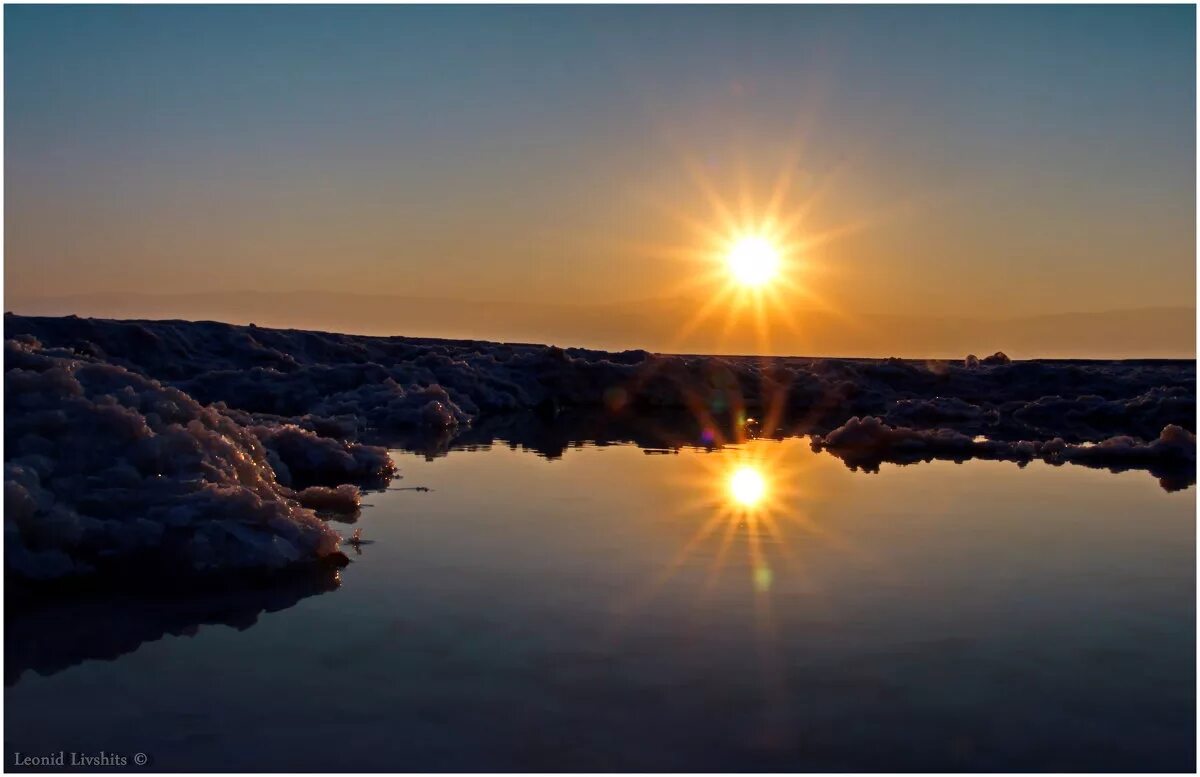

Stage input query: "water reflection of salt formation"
[
  {"left": 5, "top": 568, "right": 341, "bottom": 686},
  {"left": 382, "top": 408, "right": 1195, "bottom": 492}
]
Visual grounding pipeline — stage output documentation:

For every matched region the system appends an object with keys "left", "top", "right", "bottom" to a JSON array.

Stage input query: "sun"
[
  {"left": 637, "top": 150, "right": 858, "bottom": 354},
  {"left": 726, "top": 236, "right": 780, "bottom": 287},
  {"left": 728, "top": 464, "right": 767, "bottom": 507}
]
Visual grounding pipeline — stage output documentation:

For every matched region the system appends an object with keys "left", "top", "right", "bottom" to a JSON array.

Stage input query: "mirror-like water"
[{"left": 6, "top": 439, "right": 1195, "bottom": 771}]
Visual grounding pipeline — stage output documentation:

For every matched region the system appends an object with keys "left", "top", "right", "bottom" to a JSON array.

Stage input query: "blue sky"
[{"left": 5, "top": 4, "right": 1195, "bottom": 322}]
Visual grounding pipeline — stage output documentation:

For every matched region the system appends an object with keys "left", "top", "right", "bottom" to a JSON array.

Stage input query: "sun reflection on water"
[
  {"left": 605, "top": 438, "right": 838, "bottom": 745},
  {"left": 729, "top": 464, "right": 768, "bottom": 507},
  {"left": 612, "top": 436, "right": 834, "bottom": 618}
]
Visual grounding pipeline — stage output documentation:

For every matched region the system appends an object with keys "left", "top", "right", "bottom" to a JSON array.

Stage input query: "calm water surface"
[{"left": 6, "top": 438, "right": 1195, "bottom": 771}]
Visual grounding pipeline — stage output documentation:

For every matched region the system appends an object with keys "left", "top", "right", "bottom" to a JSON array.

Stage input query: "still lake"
[{"left": 6, "top": 437, "right": 1195, "bottom": 771}]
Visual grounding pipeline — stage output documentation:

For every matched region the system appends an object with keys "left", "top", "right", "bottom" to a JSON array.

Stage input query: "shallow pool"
[{"left": 6, "top": 438, "right": 1195, "bottom": 771}]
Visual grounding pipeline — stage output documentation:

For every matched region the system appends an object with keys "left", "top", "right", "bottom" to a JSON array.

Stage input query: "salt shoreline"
[{"left": 5, "top": 314, "right": 1195, "bottom": 583}]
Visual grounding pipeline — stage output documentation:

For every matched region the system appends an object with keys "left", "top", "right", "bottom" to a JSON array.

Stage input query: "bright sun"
[
  {"left": 726, "top": 236, "right": 780, "bottom": 287},
  {"left": 728, "top": 465, "right": 767, "bottom": 507}
]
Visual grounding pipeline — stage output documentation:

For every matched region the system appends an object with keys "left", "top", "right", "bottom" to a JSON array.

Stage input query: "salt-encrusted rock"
[
  {"left": 4, "top": 336, "right": 392, "bottom": 583},
  {"left": 5, "top": 313, "right": 1195, "bottom": 583}
]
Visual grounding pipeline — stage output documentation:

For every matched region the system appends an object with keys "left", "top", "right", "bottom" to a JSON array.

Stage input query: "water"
[{"left": 6, "top": 437, "right": 1195, "bottom": 771}]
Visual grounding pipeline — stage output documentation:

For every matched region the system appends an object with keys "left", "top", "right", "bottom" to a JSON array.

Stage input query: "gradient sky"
[{"left": 5, "top": 5, "right": 1195, "bottom": 351}]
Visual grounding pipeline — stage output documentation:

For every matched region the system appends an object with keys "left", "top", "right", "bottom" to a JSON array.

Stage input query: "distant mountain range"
[{"left": 7, "top": 291, "right": 1195, "bottom": 360}]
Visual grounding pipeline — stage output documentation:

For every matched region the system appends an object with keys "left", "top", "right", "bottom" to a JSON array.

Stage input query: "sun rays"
[
  {"left": 628, "top": 148, "right": 870, "bottom": 355},
  {"left": 608, "top": 435, "right": 851, "bottom": 625},
  {"left": 680, "top": 442, "right": 808, "bottom": 591},
  {"left": 596, "top": 432, "right": 884, "bottom": 730}
]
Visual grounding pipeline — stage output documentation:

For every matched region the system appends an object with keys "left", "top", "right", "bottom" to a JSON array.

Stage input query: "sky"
[{"left": 5, "top": 5, "right": 1196, "bottom": 356}]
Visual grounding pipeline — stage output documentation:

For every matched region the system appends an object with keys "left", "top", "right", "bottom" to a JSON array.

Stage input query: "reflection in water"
[
  {"left": 5, "top": 568, "right": 342, "bottom": 686},
  {"left": 604, "top": 441, "right": 843, "bottom": 754},
  {"left": 627, "top": 444, "right": 805, "bottom": 607},
  {"left": 5, "top": 437, "right": 1194, "bottom": 771},
  {"left": 694, "top": 445, "right": 805, "bottom": 595},
  {"left": 729, "top": 465, "right": 767, "bottom": 506},
  {"left": 632, "top": 444, "right": 822, "bottom": 746},
  {"left": 378, "top": 408, "right": 1195, "bottom": 492}
]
